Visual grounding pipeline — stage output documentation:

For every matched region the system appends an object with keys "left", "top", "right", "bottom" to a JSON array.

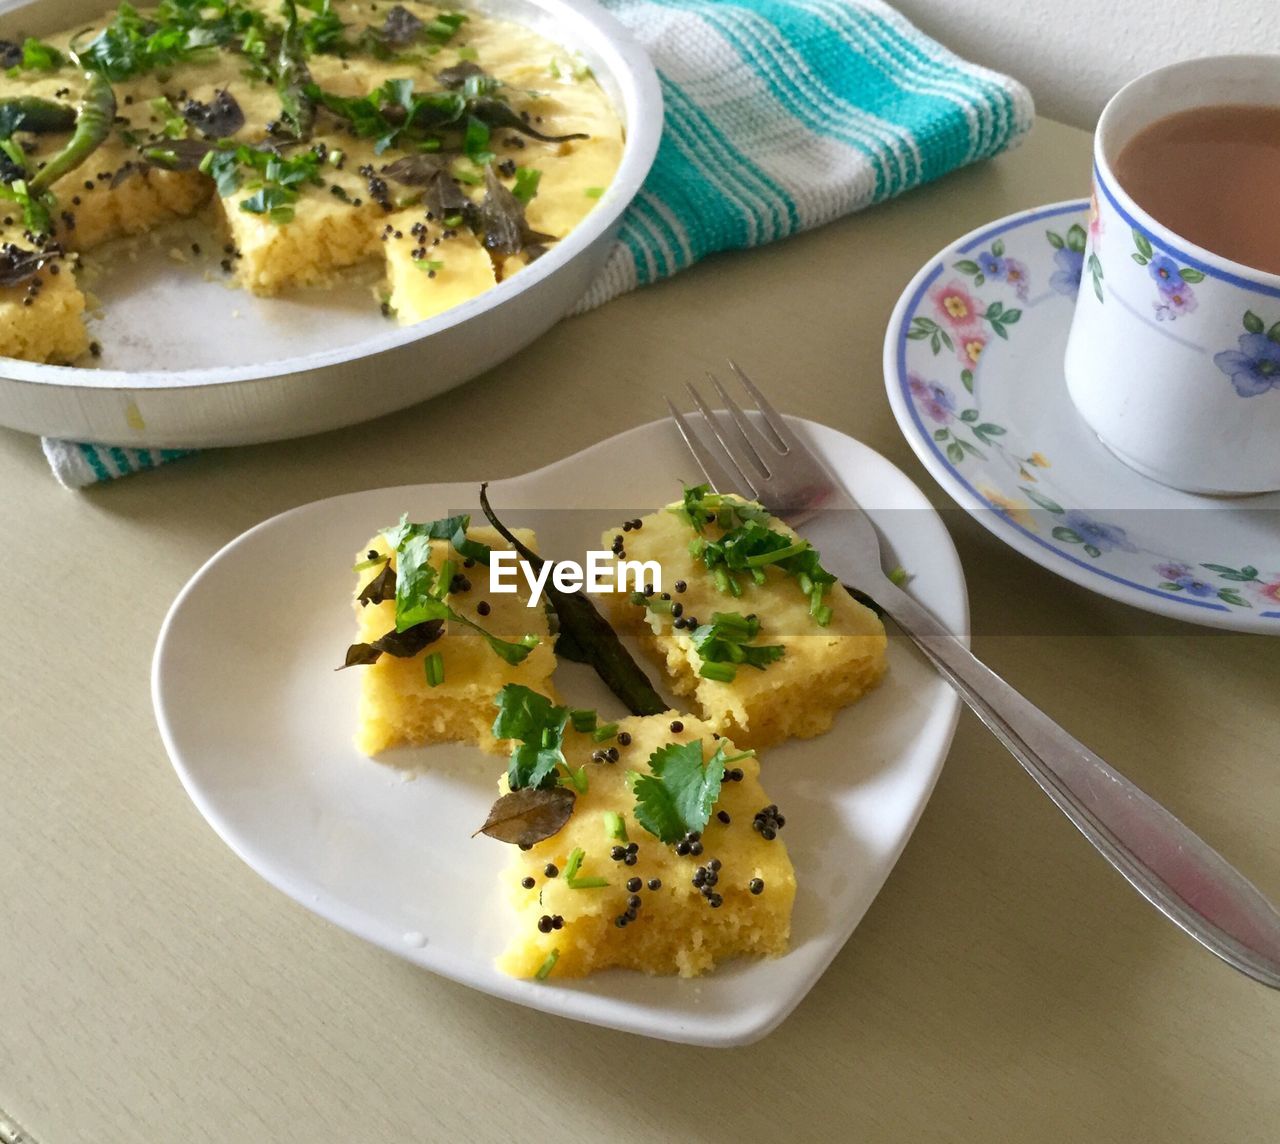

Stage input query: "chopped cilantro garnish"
[
  {"left": 493, "top": 684, "right": 569, "bottom": 791},
  {"left": 512, "top": 167, "right": 541, "bottom": 205},
  {"left": 534, "top": 948, "right": 559, "bottom": 979},
  {"left": 75, "top": 0, "right": 238, "bottom": 81},
  {"left": 674, "top": 485, "right": 836, "bottom": 621},
  {"left": 382, "top": 516, "right": 535, "bottom": 666},
  {"left": 298, "top": 0, "right": 346, "bottom": 55},
  {"left": 201, "top": 146, "right": 324, "bottom": 224},
  {"left": 382, "top": 512, "right": 491, "bottom": 565},
  {"left": 631, "top": 739, "right": 746, "bottom": 844},
  {"left": 20, "top": 38, "right": 64, "bottom": 71},
  {"left": 690, "top": 612, "right": 784, "bottom": 682},
  {"left": 394, "top": 548, "right": 537, "bottom": 663}
]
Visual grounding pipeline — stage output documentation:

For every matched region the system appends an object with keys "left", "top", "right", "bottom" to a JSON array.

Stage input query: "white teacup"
[{"left": 1064, "top": 56, "right": 1280, "bottom": 495}]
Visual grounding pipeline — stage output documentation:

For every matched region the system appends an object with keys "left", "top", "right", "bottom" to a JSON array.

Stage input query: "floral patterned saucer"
[{"left": 884, "top": 200, "right": 1280, "bottom": 634}]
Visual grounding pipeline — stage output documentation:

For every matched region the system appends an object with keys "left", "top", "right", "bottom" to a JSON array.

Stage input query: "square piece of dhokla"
[
  {"left": 600, "top": 498, "right": 887, "bottom": 750},
  {"left": 496, "top": 711, "right": 795, "bottom": 979},
  {"left": 351, "top": 526, "right": 555, "bottom": 756}
]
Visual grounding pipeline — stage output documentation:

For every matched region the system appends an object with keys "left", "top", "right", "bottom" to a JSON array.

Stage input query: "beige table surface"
[{"left": 2, "top": 116, "right": 1278, "bottom": 1144}]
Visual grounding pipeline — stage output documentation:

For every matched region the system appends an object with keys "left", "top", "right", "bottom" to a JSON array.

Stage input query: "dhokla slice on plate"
[
  {"left": 349, "top": 520, "right": 555, "bottom": 756},
  {"left": 601, "top": 490, "right": 887, "bottom": 749},
  {"left": 491, "top": 700, "right": 795, "bottom": 979}
]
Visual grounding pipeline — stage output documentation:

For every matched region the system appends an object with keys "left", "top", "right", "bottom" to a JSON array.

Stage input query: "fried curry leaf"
[
  {"left": 0, "top": 244, "right": 59, "bottom": 288},
  {"left": 479, "top": 485, "right": 666, "bottom": 716},
  {"left": 380, "top": 153, "right": 472, "bottom": 218},
  {"left": 631, "top": 740, "right": 730, "bottom": 844},
  {"left": 356, "top": 560, "right": 396, "bottom": 606},
  {"left": 478, "top": 163, "right": 555, "bottom": 256},
  {"left": 379, "top": 4, "right": 424, "bottom": 45},
  {"left": 436, "top": 60, "right": 485, "bottom": 88},
  {"left": 339, "top": 617, "right": 444, "bottom": 668},
  {"left": 182, "top": 89, "right": 244, "bottom": 137},
  {"left": 142, "top": 137, "right": 215, "bottom": 170},
  {"left": 474, "top": 786, "right": 576, "bottom": 846}
]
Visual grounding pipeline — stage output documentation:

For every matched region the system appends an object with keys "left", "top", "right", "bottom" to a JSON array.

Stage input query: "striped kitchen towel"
[{"left": 44, "top": 0, "right": 1032, "bottom": 487}]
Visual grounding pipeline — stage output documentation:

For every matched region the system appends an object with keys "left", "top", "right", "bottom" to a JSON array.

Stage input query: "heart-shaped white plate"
[{"left": 152, "top": 416, "right": 967, "bottom": 1045}]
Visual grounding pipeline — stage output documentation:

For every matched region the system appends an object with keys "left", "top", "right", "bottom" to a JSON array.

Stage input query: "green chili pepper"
[
  {"left": 0, "top": 97, "right": 78, "bottom": 137},
  {"left": 28, "top": 72, "right": 116, "bottom": 195}
]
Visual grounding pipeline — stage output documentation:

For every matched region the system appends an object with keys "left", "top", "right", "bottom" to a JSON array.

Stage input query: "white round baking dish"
[{"left": 0, "top": 0, "right": 662, "bottom": 447}]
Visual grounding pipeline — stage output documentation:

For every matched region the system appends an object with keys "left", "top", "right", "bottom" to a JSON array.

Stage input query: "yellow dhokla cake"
[
  {"left": 494, "top": 710, "right": 796, "bottom": 979},
  {"left": 601, "top": 495, "right": 888, "bottom": 749},
  {"left": 0, "top": 0, "right": 622, "bottom": 362},
  {"left": 351, "top": 524, "right": 554, "bottom": 755}
]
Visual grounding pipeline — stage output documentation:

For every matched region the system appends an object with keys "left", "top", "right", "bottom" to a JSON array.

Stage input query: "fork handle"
[{"left": 868, "top": 577, "right": 1280, "bottom": 988}]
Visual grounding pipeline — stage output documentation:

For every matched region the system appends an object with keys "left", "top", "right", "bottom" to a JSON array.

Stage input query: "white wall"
[{"left": 894, "top": 0, "right": 1279, "bottom": 128}]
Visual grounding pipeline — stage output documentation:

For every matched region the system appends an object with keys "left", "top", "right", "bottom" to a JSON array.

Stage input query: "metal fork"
[{"left": 667, "top": 361, "right": 1280, "bottom": 989}]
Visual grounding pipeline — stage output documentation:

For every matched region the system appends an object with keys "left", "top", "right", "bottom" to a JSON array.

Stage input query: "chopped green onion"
[
  {"left": 591, "top": 723, "right": 619, "bottom": 743},
  {"left": 603, "top": 811, "right": 628, "bottom": 841},
  {"left": 699, "top": 660, "right": 737, "bottom": 683},
  {"left": 564, "top": 845, "right": 608, "bottom": 888},
  {"left": 745, "top": 540, "right": 810, "bottom": 568},
  {"left": 584, "top": 186, "right": 604, "bottom": 198},
  {"left": 512, "top": 167, "right": 541, "bottom": 205},
  {"left": 628, "top": 591, "right": 647, "bottom": 607},
  {"left": 414, "top": 259, "right": 444, "bottom": 273},
  {"left": 352, "top": 553, "right": 387, "bottom": 571},
  {"left": 564, "top": 847, "right": 584, "bottom": 880},
  {"left": 548, "top": 57, "right": 562, "bottom": 78},
  {"left": 456, "top": 44, "right": 479, "bottom": 61},
  {"left": 423, "top": 652, "right": 445, "bottom": 687},
  {"left": 328, "top": 148, "right": 344, "bottom": 166},
  {"left": 534, "top": 949, "right": 559, "bottom": 979},
  {"left": 646, "top": 598, "right": 673, "bottom": 615},
  {"left": 813, "top": 604, "right": 833, "bottom": 627},
  {"left": 570, "top": 708, "right": 597, "bottom": 733},
  {"left": 889, "top": 565, "right": 910, "bottom": 586},
  {"left": 443, "top": 213, "right": 464, "bottom": 228}
]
